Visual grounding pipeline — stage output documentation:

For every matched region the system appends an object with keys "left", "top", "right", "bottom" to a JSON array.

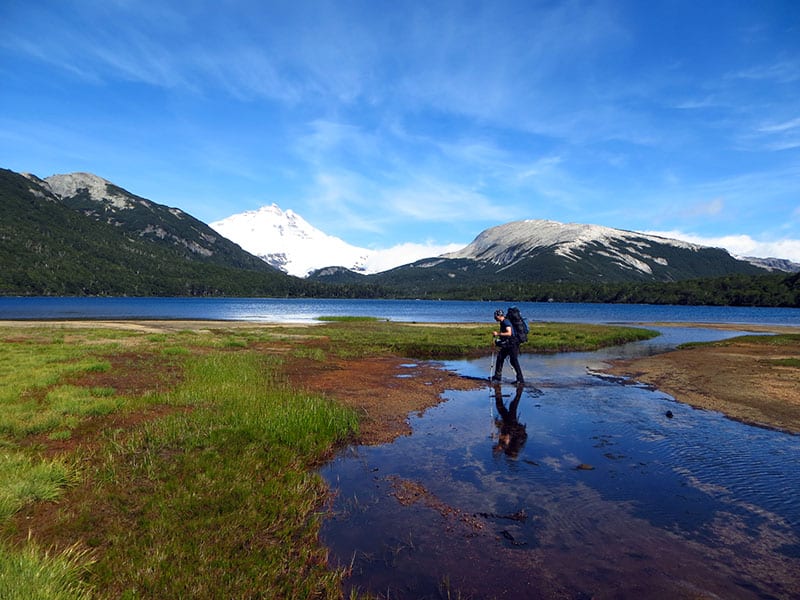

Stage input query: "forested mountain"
[{"left": 0, "top": 169, "right": 295, "bottom": 296}]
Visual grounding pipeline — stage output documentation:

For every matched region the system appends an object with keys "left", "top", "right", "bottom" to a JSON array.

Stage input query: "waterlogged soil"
[
  {"left": 284, "top": 355, "right": 481, "bottom": 445},
  {"left": 287, "top": 323, "right": 800, "bottom": 441}
]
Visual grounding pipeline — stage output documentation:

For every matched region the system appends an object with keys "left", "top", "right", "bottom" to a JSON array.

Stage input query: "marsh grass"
[
  {"left": 84, "top": 352, "right": 358, "bottom": 598},
  {"left": 317, "top": 315, "right": 382, "bottom": 322},
  {"left": 0, "top": 453, "right": 74, "bottom": 520},
  {"left": 0, "top": 319, "right": 657, "bottom": 599},
  {"left": 680, "top": 333, "right": 800, "bottom": 350},
  {"left": 289, "top": 320, "right": 656, "bottom": 359},
  {"left": 769, "top": 358, "right": 800, "bottom": 367},
  {"left": 0, "top": 539, "right": 94, "bottom": 600}
]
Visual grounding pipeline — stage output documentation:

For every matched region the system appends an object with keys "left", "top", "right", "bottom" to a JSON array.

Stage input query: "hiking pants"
[{"left": 494, "top": 342, "right": 523, "bottom": 382}]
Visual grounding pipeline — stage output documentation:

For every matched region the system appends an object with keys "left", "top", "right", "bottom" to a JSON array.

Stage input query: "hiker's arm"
[{"left": 493, "top": 323, "right": 512, "bottom": 337}]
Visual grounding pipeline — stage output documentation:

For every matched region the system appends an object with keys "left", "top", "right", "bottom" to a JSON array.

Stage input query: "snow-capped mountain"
[
  {"left": 18, "top": 170, "right": 796, "bottom": 284},
  {"left": 443, "top": 219, "right": 704, "bottom": 276},
  {"left": 210, "top": 204, "right": 373, "bottom": 277},
  {"left": 210, "top": 204, "right": 464, "bottom": 277},
  {"left": 369, "top": 218, "right": 771, "bottom": 284}
]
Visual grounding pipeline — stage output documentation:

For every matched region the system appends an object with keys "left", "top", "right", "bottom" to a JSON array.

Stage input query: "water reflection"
[
  {"left": 320, "top": 328, "right": 800, "bottom": 599},
  {"left": 492, "top": 384, "right": 529, "bottom": 459}
]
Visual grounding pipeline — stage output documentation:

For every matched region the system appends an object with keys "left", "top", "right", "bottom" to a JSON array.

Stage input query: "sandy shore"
[{"left": 602, "top": 323, "right": 800, "bottom": 434}]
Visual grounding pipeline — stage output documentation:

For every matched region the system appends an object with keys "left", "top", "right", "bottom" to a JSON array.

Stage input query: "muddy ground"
[
  {"left": 283, "top": 354, "right": 481, "bottom": 445},
  {"left": 282, "top": 321, "right": 800, "bottom": 440}
]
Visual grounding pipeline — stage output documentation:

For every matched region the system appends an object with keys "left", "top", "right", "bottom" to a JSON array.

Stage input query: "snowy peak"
[
  {"left": 444, "top": 219, "right": 705, "bottom": 276},
  {"left": 447, "top": 220, "right": 700, "bottom": 262},
  {"left": 210, "top": 204, "right": 372, "bottom": 277}
]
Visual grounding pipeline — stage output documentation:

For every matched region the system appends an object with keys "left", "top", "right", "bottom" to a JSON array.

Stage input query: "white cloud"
[
  {"left": 645, "top": 230, "right": 800, "bottom": 262},
  {"left": 365, "top": 242, "right": 466, "bottom": 273},
  {"left": 385, "top": 178, "right": 500, "bottom": 222},
  {"left": 730, "top": 59, "right": 800, "bottom": 84},
  {"left": 758, "top": 117, "right": 800, "bottom": 134},
  {"left": 689, "top": 198, "right": 724, "bottom": 217}
]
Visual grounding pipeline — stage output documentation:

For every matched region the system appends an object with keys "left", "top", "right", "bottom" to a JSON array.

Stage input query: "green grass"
[
  {"left": 84, "top": 353, "right": 358, "bottom": 598},
  {"left": 767, "top": 358, "right": 800, "bottom": 368},
  {"left": 0, "top": 540, "right": 94, "bottom": 600},
  {"left": 317, "top": 315, "right": 382, "bottom": 322},
  {"left": 678, "top": 333, "right": 800, "bottom": 350},
  {"left": 283, "top": 319, "right": 658, "bottom": 359},
  {"left": 0, "top": 319, "right": 658, "bottom": 599},
  {"left": 0, "top": 452, "right": 75, "bottom": 520}
]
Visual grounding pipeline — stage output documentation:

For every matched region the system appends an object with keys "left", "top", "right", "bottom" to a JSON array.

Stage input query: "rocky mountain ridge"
[
  {"left": 27, "top": 171, "right": 275, "bottom": 272},
  {"left": 444, "top": 220, "right": 703, "bottom": 277}
]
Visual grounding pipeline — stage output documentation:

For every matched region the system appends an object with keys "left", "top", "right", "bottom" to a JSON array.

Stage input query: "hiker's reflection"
[{"left": 493, "top": 384, "right": 527, "bottom": 458}]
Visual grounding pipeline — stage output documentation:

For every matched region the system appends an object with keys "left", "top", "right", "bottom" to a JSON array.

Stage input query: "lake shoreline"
[
  {"left": 602, "top": 322, "right": 800, "bottom": 434},
  {"left": 4, "top": 318, "right": 798, "bottom": 435}
]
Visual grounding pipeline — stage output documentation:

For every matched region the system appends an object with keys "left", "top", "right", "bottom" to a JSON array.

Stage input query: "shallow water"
[{"left": 320, "top": 328, "right": 800, "bottom": 599}]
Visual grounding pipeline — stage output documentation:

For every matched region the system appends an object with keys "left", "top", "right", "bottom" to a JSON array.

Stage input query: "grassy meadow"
[{"left": 0, "top": 319, "right": 656, "bottom": 599}]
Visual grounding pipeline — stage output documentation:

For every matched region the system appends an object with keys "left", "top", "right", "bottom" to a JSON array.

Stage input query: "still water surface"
[
  {"left": 1, "top": 296, "right": 798, "bottom": 326},
  {"left": 320, "top": 327, "right": 800, "bottom": 599}
]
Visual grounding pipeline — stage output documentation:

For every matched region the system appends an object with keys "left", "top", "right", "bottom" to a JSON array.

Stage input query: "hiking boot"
[{"left": 490, "top": 375, "right": 502, "bottom": 383}]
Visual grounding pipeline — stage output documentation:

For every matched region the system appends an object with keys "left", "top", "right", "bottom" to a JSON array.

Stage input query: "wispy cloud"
[
  {"left": 729, "top": 59, "right": 800, "bottom": 84},
  {"left": 3, "top": 1, "right": 799, "bottom": 255}
]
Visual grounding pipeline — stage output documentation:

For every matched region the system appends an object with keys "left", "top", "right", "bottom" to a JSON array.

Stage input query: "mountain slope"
[
  {"left": 1, "top": 167, "right": 790, "bottom": 302},
  {"left": 461, "top": 219, "right": 769, "bottom": 280},
  {"left": 0, "top": 169, "right": 292, "bottom": 296},
  {"left": 311, "top": 219, "right": 770, "bottom": 291},
  {"left": 43, "top": 172, "right": 276, "bottom": 272}
]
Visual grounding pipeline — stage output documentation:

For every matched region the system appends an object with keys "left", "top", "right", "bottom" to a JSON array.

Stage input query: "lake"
[{"left": 1, "top": 296, "right": 798, "bottom": 326}]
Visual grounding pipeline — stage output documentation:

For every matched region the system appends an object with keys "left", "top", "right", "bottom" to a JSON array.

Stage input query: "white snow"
[
  {"left": 210, "top": 204, "right": 371, "bottom": 276},
  {"left": 210, "top": 204, "right": 464, "bottom": 277},
  {"left": 445, "top": 219, "right": 701, "bottom": 275}
]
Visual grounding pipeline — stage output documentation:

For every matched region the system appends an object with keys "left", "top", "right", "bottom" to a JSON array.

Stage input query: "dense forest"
[{"left": 313, "top": 272, "right": 800, "bottom": 307}]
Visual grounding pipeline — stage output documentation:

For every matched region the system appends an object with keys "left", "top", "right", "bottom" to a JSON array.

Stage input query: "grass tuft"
[
  {"left": 0, "top": 453, "right": 75, "bottom": 520},
  {"left": 0, "top": 539, "right": 95, "bottom": 600}
]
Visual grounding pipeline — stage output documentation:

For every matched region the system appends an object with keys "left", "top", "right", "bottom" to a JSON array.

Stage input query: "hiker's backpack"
[{"left": 506, "top": 306, "right": 529, "bottom": 343}]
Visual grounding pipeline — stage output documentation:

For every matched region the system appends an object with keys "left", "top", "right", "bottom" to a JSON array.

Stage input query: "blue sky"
[{"left": 2, "top": 0, "right": 799, "bottom": 261}]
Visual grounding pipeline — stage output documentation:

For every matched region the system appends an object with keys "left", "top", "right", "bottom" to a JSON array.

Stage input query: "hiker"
[
  {"left": 491, "top": 309, "right": 524, "bottom": 384},
  {"left": 492, "top": 383, "right": 527, "bottom": 457}
]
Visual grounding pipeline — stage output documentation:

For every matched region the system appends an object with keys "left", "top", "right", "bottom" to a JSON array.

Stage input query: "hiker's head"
[{"left": 494, "top": 309, "right": 504, "bottom": 321}]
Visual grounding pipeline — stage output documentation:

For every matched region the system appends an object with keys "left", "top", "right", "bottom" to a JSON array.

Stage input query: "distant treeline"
[
  {"left": 407, "top": 272, "right": 800, "bottom": 307},
  {"left": 4, "top": 269, "right": 798, "bottom": 308},
  {"left": 313, "top": 272, "right": 797, "bottom": 307}
]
